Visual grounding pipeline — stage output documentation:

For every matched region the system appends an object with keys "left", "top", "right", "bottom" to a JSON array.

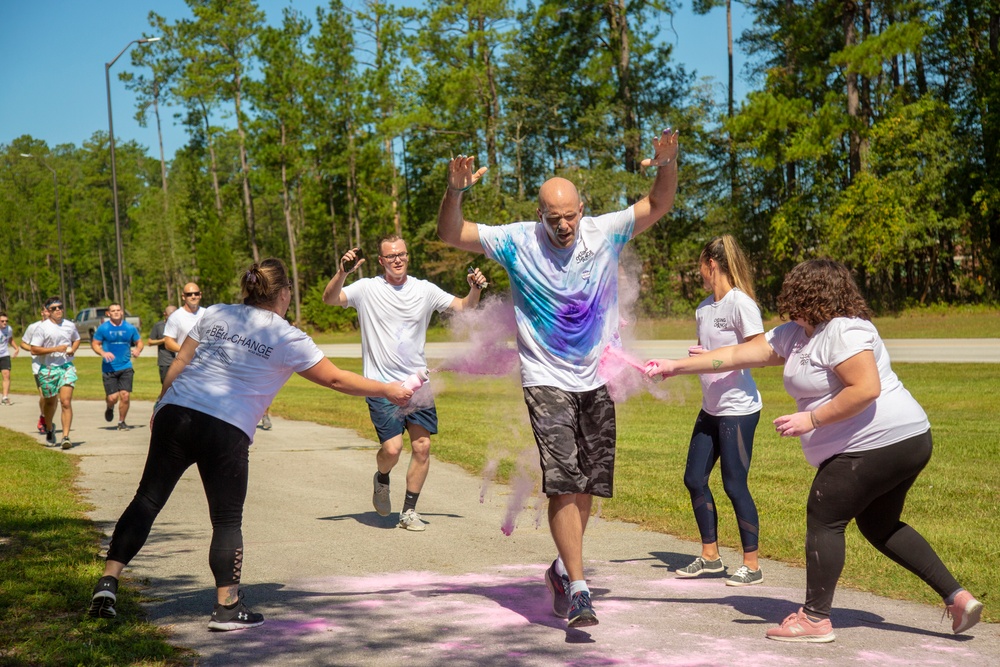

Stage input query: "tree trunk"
[
  {"left": 727, "top": 0, "right": 737, "bottom": 199},
  {"left": 844, "top": 0, "right": 862, "bottom": 181},
  {"left": 153, "top": 81, "right": 169, "bottom": 212},
  {"left": 606, "top": 0, "right": 638, "bottom": 178},
  {"left": 233, "top": 71, "right": 259, "bottom": 263},
  {"left": 199, "top": 98, "right": 225, "bottom": 220},
  {"left": 279, "top": 121, "right": 302, "bottom": 325}
]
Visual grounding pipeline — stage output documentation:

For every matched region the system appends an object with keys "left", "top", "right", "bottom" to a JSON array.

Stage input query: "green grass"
[
  {"left": 305, "top": 305, "right": 1000, "bottom": 343},
  {"left": 0, "top": 426, "right": 190, "bottom": 666},
  {"left": 0, "top": 307, "right": 995, "bottom": 663}
]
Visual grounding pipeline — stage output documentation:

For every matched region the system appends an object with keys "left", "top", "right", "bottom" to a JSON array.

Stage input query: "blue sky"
[{"left": 0, "top": 0, "right": 749, "bottom": 161}]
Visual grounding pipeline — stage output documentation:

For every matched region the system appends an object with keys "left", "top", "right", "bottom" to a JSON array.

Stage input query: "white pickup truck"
[{"left": 72, "top": 307, "right": 142, "bottom": 342}]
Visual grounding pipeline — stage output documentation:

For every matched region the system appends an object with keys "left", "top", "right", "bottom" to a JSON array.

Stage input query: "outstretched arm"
[
  {"left": 632, "top": 128, "right": 680, "bottom": 236},
  {"left": 645, "top": 335, "right": 781, "bottom": 378},
  {"left": 437, "top": 155, "right": 488, "bottom": 254},
  {"left": 322, "top": 247, "right": 365, "bottom": 307},
  {"left": 297, "top": 358, "right": 413, "bottom": 406}
]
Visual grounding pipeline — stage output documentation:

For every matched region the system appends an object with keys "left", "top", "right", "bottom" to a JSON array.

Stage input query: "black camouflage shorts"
[{"left": 523, "top": 384, "right": 616, "bottom": 498}]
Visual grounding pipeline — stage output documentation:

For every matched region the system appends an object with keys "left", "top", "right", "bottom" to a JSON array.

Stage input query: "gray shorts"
[
  {"left": 102, "top": 368, "right": 135, "bottom": 395},
  {"left": 523, "top": 384, "right": 616, "bottom": 498}
]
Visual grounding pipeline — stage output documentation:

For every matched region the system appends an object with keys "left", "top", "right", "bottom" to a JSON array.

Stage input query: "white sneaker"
[
  {"left": 398, "top": 509, "right": 426, "bottom": 531},
  {"left": 1, "top": 396, "right": 10, "bottom": 406}
]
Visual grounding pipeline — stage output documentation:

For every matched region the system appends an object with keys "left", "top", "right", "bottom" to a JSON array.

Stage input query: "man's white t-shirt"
[
  {"left": 342, "top": 276, "right": 455, "bottom": 383},
  {"left": 478, "top": 208, "right": 635, "bottom": 391},
  {"left": 163, "top": 306, "right": 206, "bottom": 348},
  {"left": 29, "top": 319, "right": 80, "bottom": 367},
  {"left": 765, "top": 317, "right": 929, "bottom": 467},
  {"left": 696, "top": 288, "right": 763, "bottom": 416},
  {"left": 22, "top": 321, "right": 44, "bottom": 374},
  {"left": 160, "top": 304, "right": 325, "bottom": 439}
]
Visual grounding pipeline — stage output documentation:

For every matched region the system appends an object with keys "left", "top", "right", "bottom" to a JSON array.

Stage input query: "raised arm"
[
  {"left": 437, "top": 155, "right": 488, "bottom": 254},
  {"left": 322, "top": 247, "right": 365, "bottom": 307},
  {"left": 297, "top": 358, "right": 413, "bottom": 406},
  {"left": 632, "top": 128, "right": 680, "bottom": 236},
  {"left": 645, "top": 334, "right": 781, "bottom": 378}
]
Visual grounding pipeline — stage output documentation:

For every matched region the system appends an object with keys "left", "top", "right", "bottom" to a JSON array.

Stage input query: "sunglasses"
[
  {"left": 48, "top": 305, "right": 64, "bottom": 311},
  {"left": 183, "top": 291, "right": 202, "bottom": 297}
]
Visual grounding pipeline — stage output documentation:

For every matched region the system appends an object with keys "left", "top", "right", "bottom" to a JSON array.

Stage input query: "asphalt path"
[
  {"left": 0, "top": 393, "right": 995, "bottom": 666},
  {"left": 67, "top": 338, "right": 1000, "bottom": 363}
]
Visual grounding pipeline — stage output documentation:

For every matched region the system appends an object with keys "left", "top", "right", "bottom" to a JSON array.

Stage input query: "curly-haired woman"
[{"left": 646, "top": 258, "right": 983, "bottom": 643}]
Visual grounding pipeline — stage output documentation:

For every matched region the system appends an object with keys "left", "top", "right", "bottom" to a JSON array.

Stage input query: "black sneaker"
[
  {"left": 61, "top": 436, "right": 72, "bottom": 450},
  {"left": 104, "top": 406, "right": 114, "bottom": 422},
  {"left": 89, "top": 576, "right": 118, "bottom": 618},
  {"left": 45, "top": 428, "right": 56, "bottom": 447},
  {"left": 117, "top": 421, "right": 129, "bottom": 431},
  {"left": 208, "top": 593, "right": 264, "bottom": 631},
  {"left": 545, "top": 560, "right": 570, "bottom": 618},
  {"left": 567, "top": 590, "right": 599, "bottom": 627}
]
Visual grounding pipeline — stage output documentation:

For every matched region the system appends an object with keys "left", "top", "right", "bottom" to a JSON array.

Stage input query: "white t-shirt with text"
[
  {"left": 478, "top": 208, "right": 635, "bottom": 391},
  {"left": 160, "top": 304, "right": 325, "bottom": 439},
  {"left": 342, "top": 276, "right": 455, "bottom": 382},
  {"left": 696, "top": 288, "right": 763, "bottom": 416},
  {"left": 765, "top": 317, "right": 929, "bottom": 467}
]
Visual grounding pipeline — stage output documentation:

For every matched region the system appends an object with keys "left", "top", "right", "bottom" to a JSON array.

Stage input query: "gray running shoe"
[
  {"left": 545, "top": 560, "right": 571, "bottom": 618},
  {"left": 675, "top": 556, "right": 725, "bottom": 578},
  {"left": 61, "top": 436, "right": 72, "bottom": 450},
  {"left": 567, "top": 591, "right": 598, "bottom": 627},
  {"left": 372, "top": 472, "right": 391, "bottom": 516},
  {"left": 398, "top": 509, "right": 426, "bottom": 531},
  {"left": 259, "top": 414, "right": 272, "bottom": 430},
  {"left": 726, "top": 565, "right": 763, "bottom": 586}
]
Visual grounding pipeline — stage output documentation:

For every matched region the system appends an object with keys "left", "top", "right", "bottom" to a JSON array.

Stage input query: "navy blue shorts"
[{"left": 366, "top": 396, "right": 438, "bottom": 444}]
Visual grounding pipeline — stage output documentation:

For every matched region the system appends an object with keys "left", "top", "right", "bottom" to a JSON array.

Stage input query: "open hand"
[
  {"left": 640, "top": 128, "right": 680, "bottom": 168},
  {"left": 448, "top": 155, "right": 489, "bottom": 192}
]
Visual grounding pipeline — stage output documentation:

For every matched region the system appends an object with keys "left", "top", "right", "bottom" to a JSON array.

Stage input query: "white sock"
[
  {"left": 554, "top": 556, "right": 568, "bottom": 578},
  {"left": 569, "top": 580, "right": 590, "bottom": 597}
]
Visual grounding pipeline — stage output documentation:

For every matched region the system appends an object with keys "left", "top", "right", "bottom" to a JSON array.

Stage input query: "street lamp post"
[
  {"left": 105, "top": 36, "right": 160, "bottom": 305},
  {"left": 20, "top": 154, "right": 66, "bottom": 305}
]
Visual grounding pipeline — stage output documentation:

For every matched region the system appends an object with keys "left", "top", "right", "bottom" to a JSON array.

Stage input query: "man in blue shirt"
[{"left": 91, "top": 303, "right": 143, "bottom": 430}]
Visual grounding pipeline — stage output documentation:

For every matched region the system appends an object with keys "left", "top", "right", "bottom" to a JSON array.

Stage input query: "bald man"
[
  {"left": 437, "top": 130, "right": 679, "bottom": 628},
  {"left": 164, "top": 283, "right": 205, "bottom": 354}
]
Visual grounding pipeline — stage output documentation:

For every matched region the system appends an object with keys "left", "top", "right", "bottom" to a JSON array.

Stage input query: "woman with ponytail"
[
  {"left": 88, "top": 258, "right": 412, "bottom": 631},
  {"left": 671, "top": 235, "right": 766, "bottom": 587}
]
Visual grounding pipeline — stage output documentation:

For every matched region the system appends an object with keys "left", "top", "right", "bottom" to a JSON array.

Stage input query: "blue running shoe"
[{"left": 567, "top": 591, "right": 599, "bottom": 627}]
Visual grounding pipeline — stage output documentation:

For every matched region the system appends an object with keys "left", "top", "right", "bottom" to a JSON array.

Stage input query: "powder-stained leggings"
[
  {"left": 804, "top": 430, "right": 960, "bottom": 618},
  {"left": 684, "top": 410, "right": 761, "bottom": 553},
  {"left": 107, "top": 404, "right": 250, "bottom": 588}
]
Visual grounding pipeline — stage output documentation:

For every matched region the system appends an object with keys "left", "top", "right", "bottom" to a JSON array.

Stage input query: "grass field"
[{"left": 1, "top": 309, "right": 997, "bottom": 664}]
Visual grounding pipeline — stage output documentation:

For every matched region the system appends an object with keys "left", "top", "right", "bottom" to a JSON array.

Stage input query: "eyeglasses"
[
  {"left": 183, "top": 291, "right": 201, "bottom": 297},
  {"left": 380, "top": 252, "right": 408, "bottom": 262},
  {"left": 48, "top": 305, "right": 64, "bottom": 311}
]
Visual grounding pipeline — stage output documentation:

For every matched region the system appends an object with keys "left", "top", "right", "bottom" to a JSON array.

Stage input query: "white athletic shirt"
[
  {"left": 695, "top": 288, "right": 763, "bottom": 416},
  {"left": 342, "top": 276, "right": 455, "bottom": 382},
  {"left": 29, "top": 319, "right": 80, "bottom": 367},
  {"left": 159, "top": 304, "right": 325, "bottom": 439},
  {"left": 22, "top": 321, "right": 43, "bottom": 374},
  {"left": 0, "top": 324, "right": 12, "bottom": 357},
  {"left": 163, "top": 306, "right": 206, "bottom": 348},
  {"left": 478, "top": 208, "right": 635, "bottom": 391},
  {"left": 765, "top": 317, "right": 930, "bottom": 467}
]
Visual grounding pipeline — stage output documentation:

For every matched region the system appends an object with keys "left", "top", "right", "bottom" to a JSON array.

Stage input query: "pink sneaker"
[
  {"left": 945, "top": 590, "right": 983, "bottom": 634},
  {"left": 765, "top": 608, "right": 836, "bottom": 643}
]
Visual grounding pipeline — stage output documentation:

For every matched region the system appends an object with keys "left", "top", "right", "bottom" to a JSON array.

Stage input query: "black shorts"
[
  {"left": 523, "top": 384, "right": 617, "bottom": 498},
  {"left": 102, "top": 368, "right": 135, "bottom": 395},
  {"left": 0, "top": 356, "right": 10, "bottom": 372}
]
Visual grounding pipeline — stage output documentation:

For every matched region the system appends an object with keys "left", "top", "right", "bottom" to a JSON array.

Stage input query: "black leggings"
[
  {"left": 107, "top": 404, "right": 250, "bottom": 588},
  {"left": 804, "top": 430, "right": 960, "bottom": 617},
  {"left": 684, "top": 410, "right": 760, "bottom": 552}
]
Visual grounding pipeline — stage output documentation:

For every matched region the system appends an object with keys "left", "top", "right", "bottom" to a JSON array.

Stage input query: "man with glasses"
[
  {"left": 19, "top": 305, "right": 50, "bottom": 433},
  {"left": 92, "top": 303, "right": 144, "bottom": 430},
  {"left": 0, "top": 312, "right": 18, "bottom": 405},
  {"left": 28, "top": 297, "right": 81, "bottom": 449},
  {"left": 323, "top": 235, "right": 488, "bottom": 532},
  {"left": 164, "top": 283, "right": 205, "bottom": 354}
]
